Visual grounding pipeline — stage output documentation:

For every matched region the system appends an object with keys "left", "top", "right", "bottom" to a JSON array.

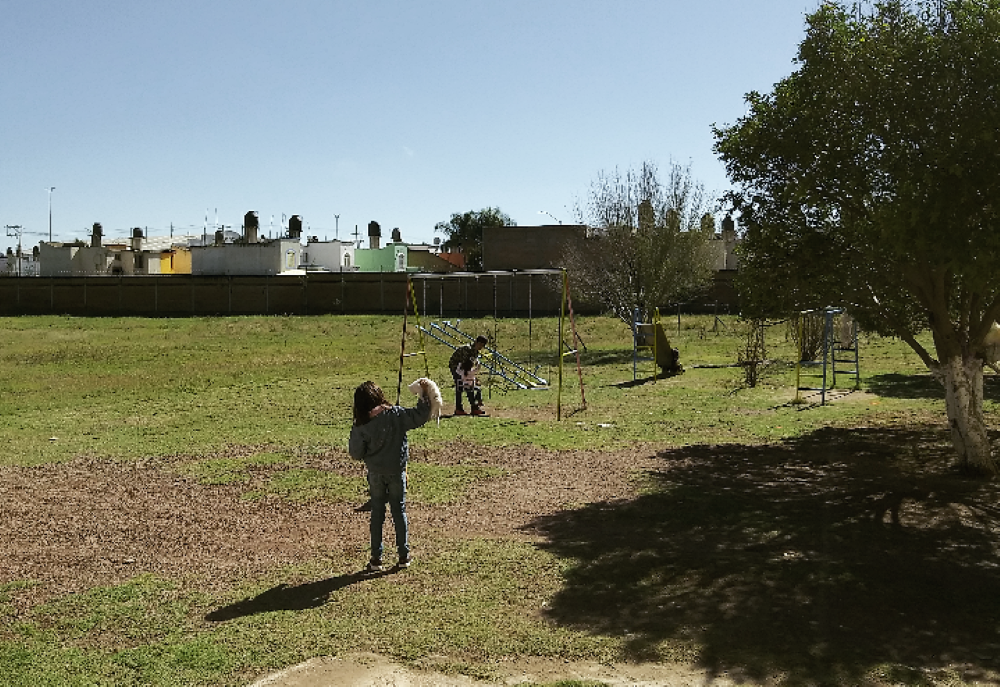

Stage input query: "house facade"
[
  {"left": 190, "top": 238, "right": 303, "bottom": 276},
  {"left": 301, "top": 238, "right": 356, "bottom": 272}
]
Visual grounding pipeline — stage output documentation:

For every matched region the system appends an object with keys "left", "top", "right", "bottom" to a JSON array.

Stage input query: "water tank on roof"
[{"left": 244, "top": 211, "right": 260, "bottom": 244}]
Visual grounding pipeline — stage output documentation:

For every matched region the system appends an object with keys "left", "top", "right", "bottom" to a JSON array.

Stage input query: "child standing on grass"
[
  {"left": 459, "top": 359, "right": 484, "bottom": 415},
  {"left": 349, "top": 380, "right": 431, "bottom": 572}
]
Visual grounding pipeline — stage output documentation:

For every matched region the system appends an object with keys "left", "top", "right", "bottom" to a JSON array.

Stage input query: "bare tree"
[{"left": 562, "top": 160, "right": 717, "bottom": 329}]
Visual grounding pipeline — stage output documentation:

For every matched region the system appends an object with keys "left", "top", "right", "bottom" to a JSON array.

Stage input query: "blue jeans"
[{"left": 367, "top": 472, "right": 408, "bottom": 562}]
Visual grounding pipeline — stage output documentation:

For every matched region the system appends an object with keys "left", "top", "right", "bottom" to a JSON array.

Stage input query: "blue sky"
[{"left": 2, "top": 0, "right": 818, "bottom": 249}]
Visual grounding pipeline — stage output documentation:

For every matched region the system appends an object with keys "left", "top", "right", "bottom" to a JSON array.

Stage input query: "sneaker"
[
  {"left": 397, "top": 555, "right": 413, "bottom": 569},
  {"left": 365, "top": 559, "right": 383, "bottom": 573},
  {"left": 472, "top": 406, "right": 486, "bottom": 416},
  {"left": 453, "top": 408, "right": 468, "bottom": 416}
]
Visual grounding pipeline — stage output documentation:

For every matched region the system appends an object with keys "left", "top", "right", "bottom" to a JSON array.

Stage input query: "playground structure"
[
  {"left": 420, "top": 320, "right": 548, "bottom": 390},
  {"left": 632, "top": 307, "right": 682, "bottom": 381},
  {"left": 398, "top": 271, "right": 586, "bottom": 419},
  {"left": 795, "top": 307, "right": 861, "bottom": 404}
]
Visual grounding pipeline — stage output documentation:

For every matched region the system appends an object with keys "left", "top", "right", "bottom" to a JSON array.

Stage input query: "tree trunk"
[{"left": 938, "top": 354, "right": 997, "bottom": 476}]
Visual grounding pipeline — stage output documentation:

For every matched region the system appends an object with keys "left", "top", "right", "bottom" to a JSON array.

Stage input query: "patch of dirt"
[
  {"left": 0, "top": 441, "right": 656, "bottom": 612},
  {"left": 248, "top": 652, "right": 738, "bottom": 687}
]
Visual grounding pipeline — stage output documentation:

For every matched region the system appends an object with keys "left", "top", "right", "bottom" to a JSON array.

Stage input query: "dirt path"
[{"left": 248, "top": 652, "right": 738, "bottom": 687}]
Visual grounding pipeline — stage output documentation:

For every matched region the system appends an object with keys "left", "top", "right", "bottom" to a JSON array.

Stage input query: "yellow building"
[{"left": 159, "top": 247, "right": 192, "bottom": 274}]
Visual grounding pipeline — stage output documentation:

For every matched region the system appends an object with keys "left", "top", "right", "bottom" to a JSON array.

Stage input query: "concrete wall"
[
  {"left": 0, "top": 272, "right": 575, "bottom": 317},
  {"left": 190, "top": 239, "right": 302, "bottom": 275},
  {"left": 38, "top": 243, "right": 78, "bottom": 276},
  {"left": 0, "top": 271, "right": 740, "bottom": 317}
]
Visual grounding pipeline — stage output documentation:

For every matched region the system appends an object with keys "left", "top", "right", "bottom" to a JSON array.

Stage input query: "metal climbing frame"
[
  {"left": 795, "top": 307, "right": 860, "bottom": 404},
  {"left": 832, "top": 312, "right": 860, "bottom": 391},
  {"left": 633, "top": 307, "right": 662, "bottom": 382},
  {"left": 419, "top": 320, "right": 549, "bottom": 390}
]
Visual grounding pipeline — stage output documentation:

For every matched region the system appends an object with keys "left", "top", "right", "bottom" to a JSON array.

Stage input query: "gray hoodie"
[{"left": 348, "top": 397, "right": 430, "bottom": 474}]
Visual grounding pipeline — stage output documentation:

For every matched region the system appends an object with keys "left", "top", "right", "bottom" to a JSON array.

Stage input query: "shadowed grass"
[{"left": 529, "top": 424, "right": 1000, "bottom": 685}]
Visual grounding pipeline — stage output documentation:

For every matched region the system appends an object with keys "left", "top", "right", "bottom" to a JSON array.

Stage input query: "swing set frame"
[{"left": 397, "top": 270, "right": 586, "bottom": 419}]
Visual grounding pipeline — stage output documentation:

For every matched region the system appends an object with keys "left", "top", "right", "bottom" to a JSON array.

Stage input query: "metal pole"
[
  {"left": 528, "top": 274, "right": 533, "bottom": 365},
  {"left": 397, "top": 282, "right": 409, "bottom": 404},
  {"left": 558, "top": 271, "right": 566, "bottom": 420},
  {"left": 47, "top": 187, "right": 55, "bottom": 242}
]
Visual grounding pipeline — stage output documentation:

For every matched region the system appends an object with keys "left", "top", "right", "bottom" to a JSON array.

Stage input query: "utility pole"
[
  {"left": 47, "top": 187, "right": 55, "bottom": 242},
  {"left": 5, "top": 225, "right": 23, "bottom": 277}
]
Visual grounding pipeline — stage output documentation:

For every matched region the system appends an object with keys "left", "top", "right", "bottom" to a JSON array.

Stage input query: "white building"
[
  {"left": 301, "top": 238, "right": 356, "bottom": 272},
  {"left": 1, "top": 249, "right": 40, "bottom": 276},
  {"left": 37, "top": 226, "right": 205, "bottom": 276},
  {"left": 190, "top": 238, "right": 303, "bottom": 275}
]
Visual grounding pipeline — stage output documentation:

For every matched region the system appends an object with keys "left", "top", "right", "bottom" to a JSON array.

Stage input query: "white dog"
[{"left": 408, "top": 377, "right": 444, "bottom": 425}]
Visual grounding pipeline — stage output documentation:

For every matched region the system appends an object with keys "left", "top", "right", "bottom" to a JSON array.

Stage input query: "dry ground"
[{"left": 1, "top": 442, "right": 654, "bottom": 610}]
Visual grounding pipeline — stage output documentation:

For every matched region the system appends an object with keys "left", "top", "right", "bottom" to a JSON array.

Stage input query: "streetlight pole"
[{"left": 47, "top": 187, "right": 55, "bottom": 242}]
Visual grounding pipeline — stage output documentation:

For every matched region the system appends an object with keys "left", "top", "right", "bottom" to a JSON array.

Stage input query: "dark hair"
[
  {"left": 475, "top": 335, "right": 488, "bottom": 346},
  {"left": 353, "top": 381, "right": 387, "bottom": 426}
]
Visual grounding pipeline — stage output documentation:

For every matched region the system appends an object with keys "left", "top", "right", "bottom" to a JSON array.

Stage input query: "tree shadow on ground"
[
  {"left": 611, "top": 370, "right": 684, "bottom": 389},
  {"left": 205, "top": 569, "right": 395, "bottom": 621},
  {"left": 526, "top": 426, "right": 1000, "bottom": 684},
  {"left": 868, "top": 373, "right": 1000, "bottom": 402}
]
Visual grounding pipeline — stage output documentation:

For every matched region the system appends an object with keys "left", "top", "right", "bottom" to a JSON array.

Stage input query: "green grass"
[
  {"left": 0, "top": 313, "right": 947, "bottom": 465},
  {"left": 0, "top": 313, "right": 996, "bottom": 686},
  {"left": 408, "top": 462, "right": 505, "bottom": 504},
  {"left": 180, "top": 452, "right": 292, "bottom": 486}
]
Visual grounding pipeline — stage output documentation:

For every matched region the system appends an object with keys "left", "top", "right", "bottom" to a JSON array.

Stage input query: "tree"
[
  {"left": 562, "top": 160, "right": 717, "bottom": 329},
  {"left": 713, "top": 0, "right": 1000, "bottom": 475},
  {"left": 434, "top": 207, "right": 515, "bottom": 271}
]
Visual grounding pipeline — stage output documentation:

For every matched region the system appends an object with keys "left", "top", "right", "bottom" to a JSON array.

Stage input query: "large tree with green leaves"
[
  {"left": 562, "top": 160, "right": 717, "bottom": 329},
  {"left": 434, "top": 207, "right": 515, "bottom": 271},
  {"left": 714, "top": 0, "right": 1000, "bottom": 475}
]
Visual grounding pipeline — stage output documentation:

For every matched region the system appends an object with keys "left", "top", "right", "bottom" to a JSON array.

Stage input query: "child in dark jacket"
[{"left": 348, "top": 380, "right": 431, "bottom": 571}]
